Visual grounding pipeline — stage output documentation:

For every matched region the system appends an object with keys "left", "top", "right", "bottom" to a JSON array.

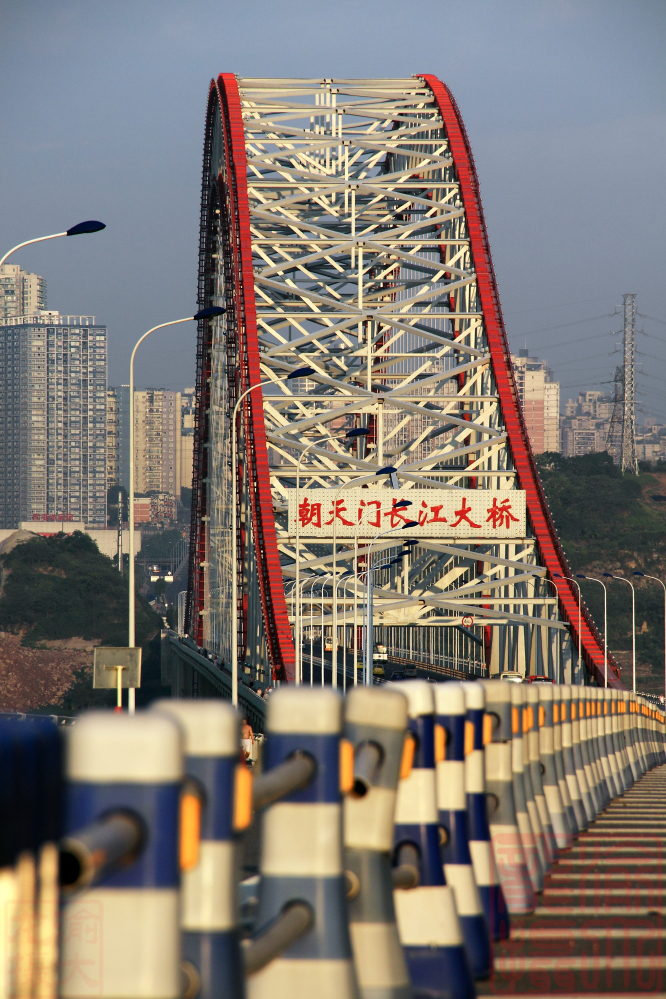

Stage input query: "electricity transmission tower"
[
  {"left": 606, "top": 365, "right": 624, "bottom": 462},
  {"left": 620, "top": 293, "right": 638, "bottom": 474},
  {"left": 606, "top": 294, "right": 638, "bottom": 473}
]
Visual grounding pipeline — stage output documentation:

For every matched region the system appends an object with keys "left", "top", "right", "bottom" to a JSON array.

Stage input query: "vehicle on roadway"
[
  {"left": 499, "top": 670, "right": 524, "bottom": 683},
  {"left": 372, "top": 664, "right": 385, "bottom": 677},
  {"left": 390, "top": 671, "right": 406, "bottom": 681},
  {"left": 403, "top": 666, "right": 418, "bottom": 678},
  {"left": 523, "top": 674, "right": 555, "bottom": 683},
  {"left": 373, "top": 643, "right": 388, "bottom": 661}
]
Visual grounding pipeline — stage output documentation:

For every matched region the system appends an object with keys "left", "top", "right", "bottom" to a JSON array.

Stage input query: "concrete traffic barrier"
[
  {"left": 623, "top": 691, "right": 641, "bottom": 783},
  {"left": 577, "top": 688, "right": 599, "bottom": 814},
  {"left": 537, "top": 685, "right": 571, "bottom": 850},
  {"left": 560, "top": 687, "right": 587, "bottom": 832},
  {"left": 570, "top": 687, "right": 595, "bottom": 824},
  {"left": 249, "top": 687, "right": 358, "bottom": 999},
  {"left": 517, "top": 692, "right": 548, "bottom": 877},
  {"left": 460, "top": 681, "right": 509, "bottom": 943},
  {"left": 594, "top": 689, "right": 614, "bottom": 803},
  {"left": 0, "top": 718, "right": 63, "bottom": 999},
  {"left": 611, "top": 689, "right": 631, "bottom": 791},
  {"left": 480, "top": 681, "right": 535, "bottom": 915},
  {"left": 390, "top": 680, "right": 475, "bottom": 999},
  {"left": 581, "top": 687, "right": 604, "bottom": 815},
  {"left": 552, "top": 686, "right": 578, "bottom": 836},
  {"left": 60, "top": 712, "right": 184, "bottom": 999},
  {"left": 589, "top": 689, "right": 610, "bottom": 807},
  {"left": 343, "top": 685, "right": 413, "bottom": 999},
  {"left": 434, "top": 683, "right": 491, "bottom": 980},
  {"left": 153, "top": 700, "right": 248, "bottom": 999},
  {"left": 603, "top": 689, "right": 623, "bottom": 797},
  {"left": 509, "top": 684, "right": 543, "bottom": 894},
  {"left": 524, "top": 685, "right": 556, "bottom": 867}
]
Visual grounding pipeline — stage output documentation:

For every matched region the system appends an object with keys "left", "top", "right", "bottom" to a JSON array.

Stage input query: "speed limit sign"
[{"left": 461, "top": 615, "right": 474, "bottom": 628}]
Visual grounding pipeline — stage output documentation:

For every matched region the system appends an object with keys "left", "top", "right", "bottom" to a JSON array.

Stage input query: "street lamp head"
[
  {"left": 402, "top": 520, "right": 419, "bottom": 529},
  {"left": 395, "top": 499, "right": 412, "bottom": 508},
  {"left": 603, "top": 573, "right": 614, "bottom": 578},
  {"left": 576, "top": 574, "right": 586, "bottom": 579},
  {"left": 66, "top": 220, "right": 106, "bottom": 236},
  {"left": 288, "top": 366, "right": 316, "bottom": 378},
  {"left": 194, "top": 306, "right": 226, "bottom": 319},
  {"left": 403, "top": 538, "right": 419, "bottom": 546},
  {"left": 345, "top": 427, "right": 369, "bottom": 438},
  {"left": 633, "top": 571, "right": 645, "bottom": 577},
  {"left": 379, "top": 465, "right": 397, "bottom": 475},
  {"left": 553, "top": 573, "right": 563, "bottom": 578}
]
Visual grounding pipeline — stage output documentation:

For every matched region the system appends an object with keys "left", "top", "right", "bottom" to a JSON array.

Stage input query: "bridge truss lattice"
[{"left": 186, "top": 75, "right": 619, "bottom": 688}]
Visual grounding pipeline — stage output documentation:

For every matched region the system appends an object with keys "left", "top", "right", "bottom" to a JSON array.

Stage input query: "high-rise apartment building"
[
  {"left": 0, "top": 265, "right": 47, "bottom": 322},
  {"left": 512, "top": 350, "right": 561, "bottom": 453},
  {"left": 560, "top": 391, "right": 613, "bottom": 457},
  {"left": 133, "top": 389, "right": 182, "bottom": 497},
  {"left": 180, "top": 388, "right": 196, "bottom": 493},
  {"left": 107, "top": 385, "right": 131, "bottom": 495},
  {"left": 0, "top": 312, "right": 107, "bottom": 527}
]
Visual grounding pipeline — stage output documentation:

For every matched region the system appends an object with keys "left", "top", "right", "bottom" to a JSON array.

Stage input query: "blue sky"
[{"left": 1, "top": 0, "right": 665, "bottom": 418}]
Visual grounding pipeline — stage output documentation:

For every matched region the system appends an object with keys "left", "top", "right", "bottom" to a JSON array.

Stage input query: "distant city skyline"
[{"left": 1, "top": 1, "right": 664, "bottom": 414}]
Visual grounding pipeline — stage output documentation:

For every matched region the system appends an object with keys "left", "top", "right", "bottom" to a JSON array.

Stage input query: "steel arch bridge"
[{"left": 185, "top": 75, "right": 621, "bottom": 690}]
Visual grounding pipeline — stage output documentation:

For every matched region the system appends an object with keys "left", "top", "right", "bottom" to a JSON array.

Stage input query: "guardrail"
[{"left": 163, "top": 631, "right": 266, "bottom": 731}]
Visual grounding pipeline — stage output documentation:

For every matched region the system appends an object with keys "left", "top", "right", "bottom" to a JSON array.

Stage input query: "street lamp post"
[
  {"left": 553, "top": 573, "right": 584, "bottom": 684},
  {"left": 128, "top": 306, "right": 225, "bottom": 713},
  {"left": 604, "top": 574, "right": 636, "bottom": 693},
  {"left": 576, "top": 574, "right": 608, "bottom": 687},
  {"left": 634, "top": 572, "right": 666, "bottom": 705},
  {"left": 0, "top": 220, "right": 106, "bottom": 269},
  {"left": 294, "top": 428, "right": 366, "bottom": 686},
  {"left": 231, "top": 365, "right": 314, "bottom": 705},
  {"left": 532, "top": 574, "right": 561, "bottom": 681},
  {"left": 364, "top": 514, "right": 418, "bottom": 685}
]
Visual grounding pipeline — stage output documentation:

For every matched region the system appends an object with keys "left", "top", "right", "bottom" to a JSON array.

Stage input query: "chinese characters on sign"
[{"left": 288, "top": 488, "right": 526, "bottom": 539}]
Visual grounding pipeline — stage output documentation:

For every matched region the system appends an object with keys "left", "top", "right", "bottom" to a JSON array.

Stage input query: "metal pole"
[
  {"left": 0, "top": 230, "right": 70, "bottom": 269},
  {"left": 295, "top": 442, "right": 349, "bottom": 687},
  {"left": 580, "top": 576, "right": 608, "bottom": 686},
  {"left": 554, "top": 573, "right": 583, "bottom": 683},
  {"left": 129, "top": 316, "right": 194, "bottom": 713},
  {"left": 231, "top": 375, "right": 294, "bottom": 703},
  {"left": 639, "top": 576, "right": 666, "bottom": 706},
  {"left": 320, "top": 574, "right": 333, "bottom": 685},
  {"left": 611, "top": 576, "right": 636, "bottom": 692}
]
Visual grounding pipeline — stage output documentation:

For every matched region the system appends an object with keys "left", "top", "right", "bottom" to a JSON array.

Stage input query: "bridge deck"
[{"left": 481, "top": 765, "right": 666, "bottom": 997}]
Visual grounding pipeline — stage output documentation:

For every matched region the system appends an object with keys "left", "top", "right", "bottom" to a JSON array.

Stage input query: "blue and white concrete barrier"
[
  {"left": 389, "top": 680, "right": 475, "bottom": 999},
  {"left": 249, "top": 687, "right": 359, "bottom": 999},
  {"left": 154, "top": 700, "right": 248, "bottom": 999},
  {"left": 60, "top": 712, "right": 183, "bottom": 999},
  {"left": 460, "top": 681, "right": 509, "bottom": 944},
  {"left": 537, "top": 684, "right": 571, "bottom": 850},
  {"left": 434, "top": 683, "right": 491, "bottom": 980},
  {"left": 480, "top": 681, "right": 535, "bottom": 916},
  {"left": 344, "top": 685, "right": 412, "bottom": 999}
]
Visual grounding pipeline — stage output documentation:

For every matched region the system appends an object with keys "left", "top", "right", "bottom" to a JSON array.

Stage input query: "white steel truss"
[{"left": 203, "top": 77, "right": 578, "bottom": 682}]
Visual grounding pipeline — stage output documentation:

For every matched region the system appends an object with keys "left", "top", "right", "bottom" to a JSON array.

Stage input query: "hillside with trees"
[
  {"left": 0, "top": 531, "right": 165, "bottom": 712},
  {"left": 535, "top": 452, "right": 666, "bottom": 692}
]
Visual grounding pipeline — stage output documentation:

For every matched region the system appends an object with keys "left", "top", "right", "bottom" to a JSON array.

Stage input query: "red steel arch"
[
  {"left": 187, "top": 75, "right": 620, "bottom": 689},
  {"left": 422, "top": 75, "right": 619, "bottom": 686}
]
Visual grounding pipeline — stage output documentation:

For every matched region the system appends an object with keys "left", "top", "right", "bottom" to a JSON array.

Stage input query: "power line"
[
  {"left": 504, "top": 295, "right": 617, "bottom": 317},
  {"left": 510, "top": 312, "right": 615, "bottom": 339},
  {"left": 638, "top": 312, "right": 666, "bottom": 327}
]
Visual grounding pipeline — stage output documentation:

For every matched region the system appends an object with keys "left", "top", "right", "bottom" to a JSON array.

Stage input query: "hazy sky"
[{"left": 2, "top": 0, "right": 665, "bottom": 419}]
